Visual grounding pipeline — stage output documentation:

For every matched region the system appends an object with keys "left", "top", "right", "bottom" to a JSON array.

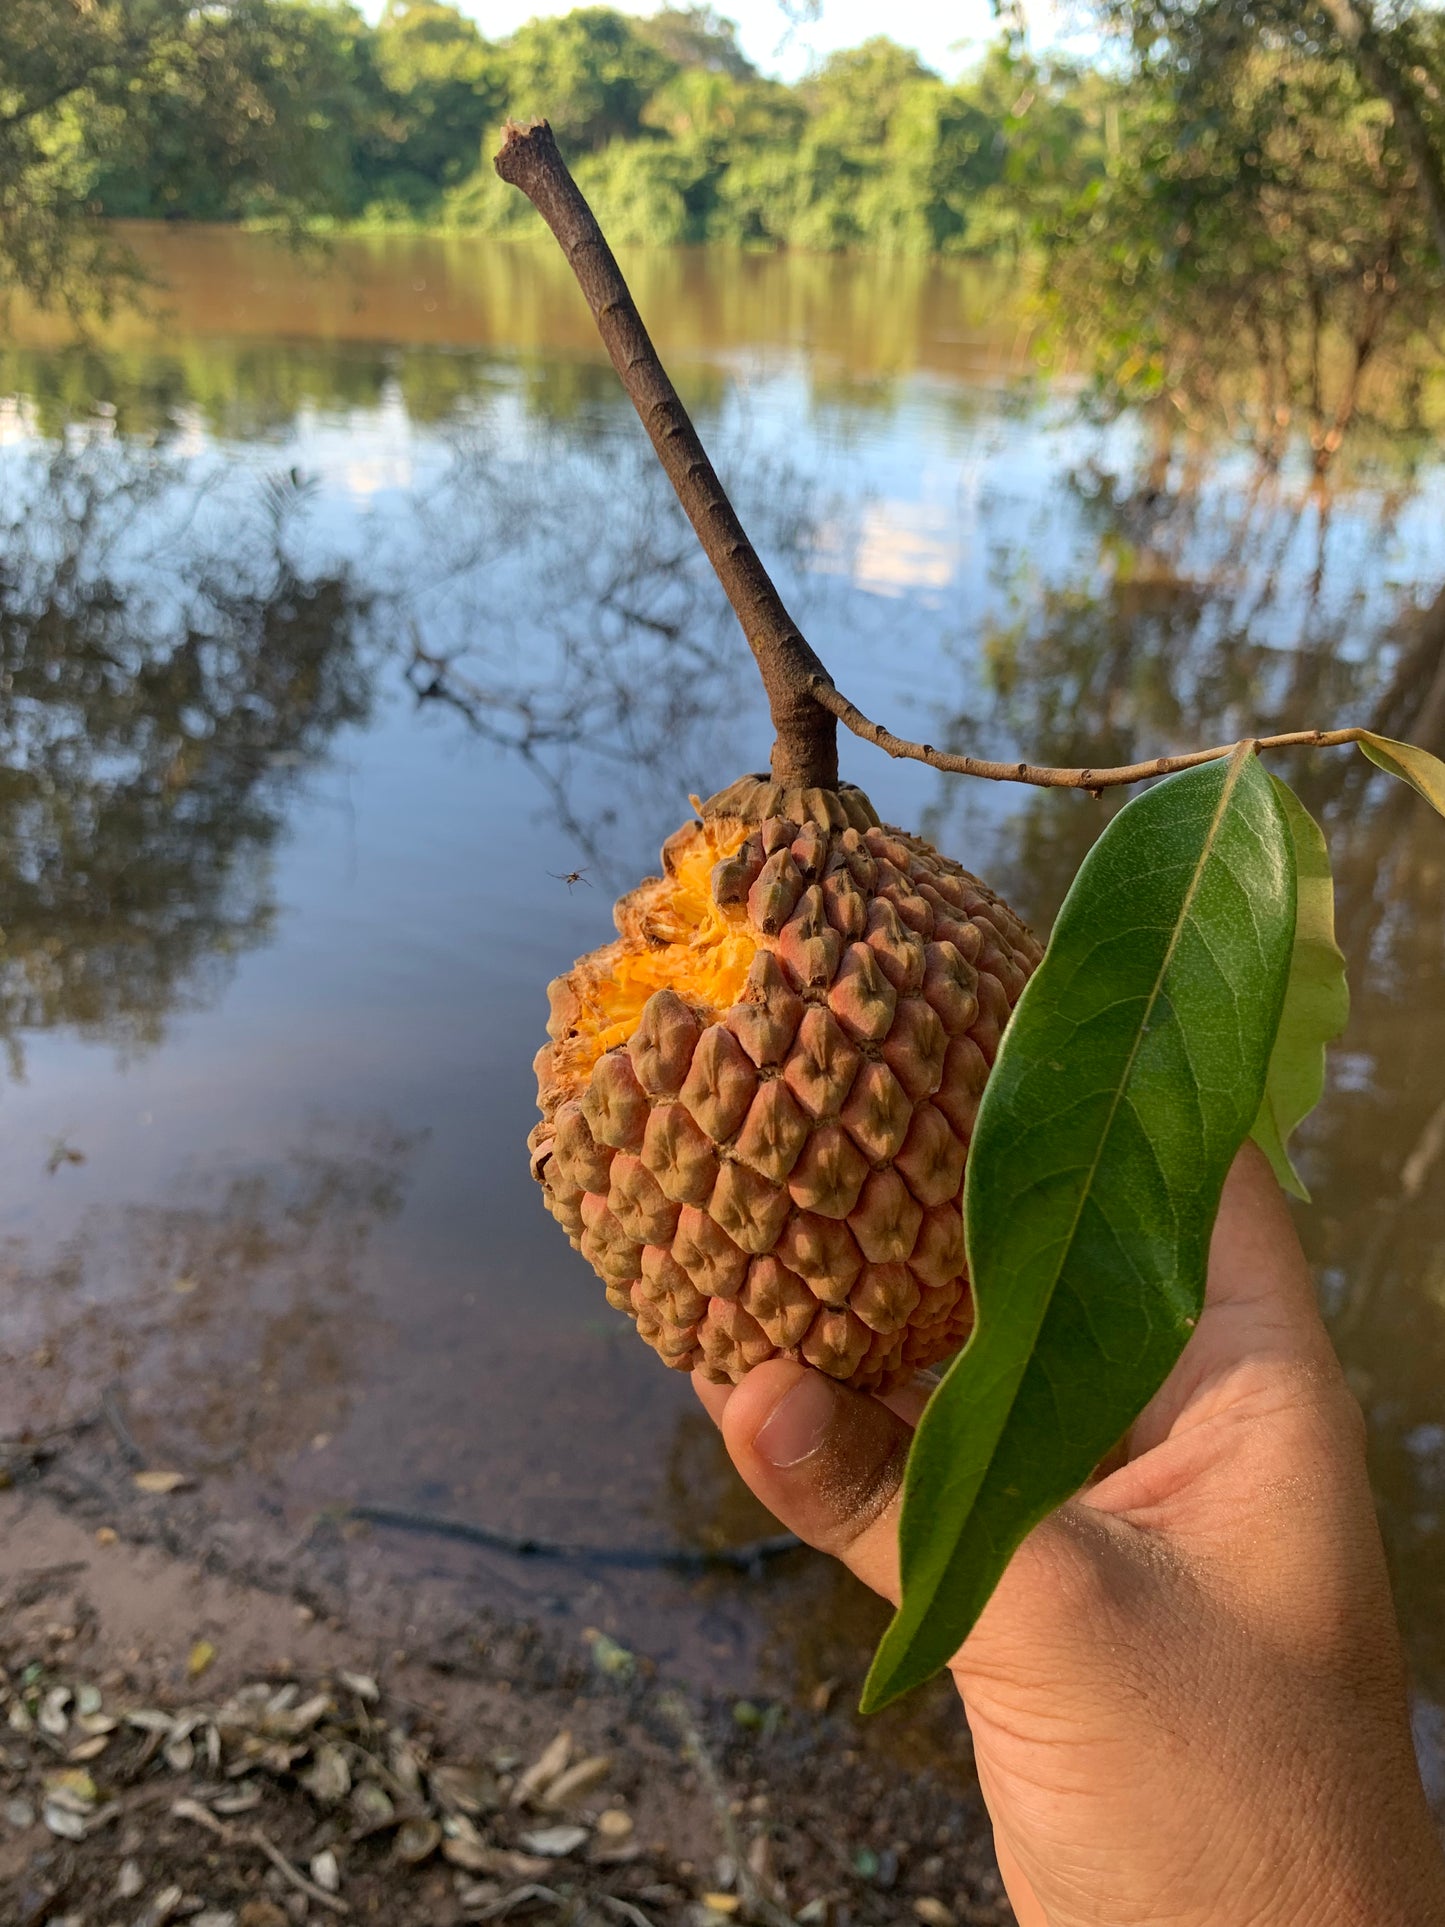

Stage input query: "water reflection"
[
  {"left": 0, "top": 237, "right": 1441, "bottom": 1776},
  {"left": 4, "top": 226, "right": 1032, "bottom": 393},
  {"left": 391, "top": 427, "right": 820, "bottom": 868},
  {"left": 0, "top": 439, "right": 373, "bottom": 1074},
  {"left": 919, "top": 457, "right": 1445, "bottom": 925}
]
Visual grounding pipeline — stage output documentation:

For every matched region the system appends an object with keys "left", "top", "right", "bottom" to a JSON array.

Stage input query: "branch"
[
  {"left": 492, "top": 120, "right": 1392, "bottom": 803},
  {"left": 809, "top": 678, "right": 1369, "bottom": 790},
  {"left": 493, "top": 119, "right": 837, "bottom": 789}
]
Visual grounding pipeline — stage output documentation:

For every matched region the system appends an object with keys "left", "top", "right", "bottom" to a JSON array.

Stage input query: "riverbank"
[{"left": 0, "top": 1430, "right": 1013, "bottom": 1927}]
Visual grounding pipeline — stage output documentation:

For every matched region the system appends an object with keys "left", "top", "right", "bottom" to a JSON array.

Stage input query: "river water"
[{"left": 2, "top": 226, "right": 1443, "bottom": 1785}]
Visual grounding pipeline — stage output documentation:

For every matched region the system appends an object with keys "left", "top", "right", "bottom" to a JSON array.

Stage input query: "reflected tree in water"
[
  {"left": 919, "top": 455, "right": 1445, "bottom": 920},
  {"left": 0, "top": 391, "right": 836, "bottom": 1069},
  {"left": 0, "top": 440, "right": 374, "bottom": 1072},
  {"left": 382, "top": 423, "right": 831, "bottom": 870}
]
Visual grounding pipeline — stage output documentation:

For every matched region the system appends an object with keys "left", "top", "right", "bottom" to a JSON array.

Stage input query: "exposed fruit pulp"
[{"left": 551, "top": 822, "right": 756, "bottom": 1083}]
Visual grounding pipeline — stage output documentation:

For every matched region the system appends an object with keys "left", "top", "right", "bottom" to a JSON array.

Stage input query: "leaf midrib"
[{"left": 912, "top": 745, "right": 1254, "bottom": 1606}]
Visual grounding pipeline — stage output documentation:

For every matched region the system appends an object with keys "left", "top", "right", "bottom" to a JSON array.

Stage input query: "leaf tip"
[
  {"left": 857, "top": 1660, "right": 886, "bottom": 1719},
  {"left": 856, "top": 1672, "right": 893, "bottom": 1719},
  {"left": 859, "top": 1621, "right": 911, "bottom": 1716},
  {"left": 1356, "top": 733, "right": 1445, "bottom": 820}
]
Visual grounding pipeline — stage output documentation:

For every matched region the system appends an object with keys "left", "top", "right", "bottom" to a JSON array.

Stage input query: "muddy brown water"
[{"left": 2, "top": 226, "right": 1443, "bottom": 1794}]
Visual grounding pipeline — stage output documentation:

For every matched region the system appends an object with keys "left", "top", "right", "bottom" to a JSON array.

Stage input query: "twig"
[
  {"left": 658, "top": 1694, "right": 793, "bottom": 1927},
  {"left": 348, "top": 1503, "right": 801, "bottom": 1574},
  {"left": 809, "top": 680, "right": 1371, "bottom": 790},
  {"left": 475, "top": 1883, "right": 563, "bottom": 1921},
  {"left": 251, "top": 1826, "right": 352, "bottom": 1915},
  {"left": 492, "top": 123, "right": 1384, "bottom": 801},
  {"left": 171, "top": 1796, "right": 231, "bottom": 1839},
  {"left": 7, "top": 1561, "right": 88, "bottom": 1610},
  {"left": 0, "top": 1414, "right": 99, "bottom": 1453},
  {"left": 174, "top": 1794, "right": 350, "bottom": 1910},
  {"left": 100, "top": 1382, "right": 146, "bottom": 1469},
  {"left": 599, "top": 1897, "right": 656, "bottom": 1927},
  {"left": 493, "top": 119, "right": 837, "bottom": 791}
]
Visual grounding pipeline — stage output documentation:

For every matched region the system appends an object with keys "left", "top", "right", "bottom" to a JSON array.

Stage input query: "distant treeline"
[
  {"left": 84, "top": 2, "right": 1105, "bottom": 253},
  {"left": 7, "top": 0, "right": 1443, "bottom": 468}
]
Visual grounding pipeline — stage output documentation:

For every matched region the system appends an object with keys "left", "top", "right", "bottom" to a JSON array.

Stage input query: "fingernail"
[{"left": 754, "top": 1372, "right": 838, "bottom": 1469}]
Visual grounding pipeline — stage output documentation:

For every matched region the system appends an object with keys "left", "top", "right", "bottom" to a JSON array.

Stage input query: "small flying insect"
[{"left": 549, "top": 867, "right": 592, "bottom": 891}]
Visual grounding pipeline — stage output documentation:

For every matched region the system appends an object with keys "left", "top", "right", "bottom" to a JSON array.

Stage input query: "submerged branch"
[
  {"left": 809, "top": 678, "right": 1370, "bottom": 790},
  {"left": 350, "top": 1501, "right": 802, "bottom": 1573},
  {"left": 493, "top": 118, "right": 838, "bottom": 790}
]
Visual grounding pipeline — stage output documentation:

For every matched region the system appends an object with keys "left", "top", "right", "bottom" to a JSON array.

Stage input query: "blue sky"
[{"left": 360, "top": 0, "right": 1096, "bottom": 83}]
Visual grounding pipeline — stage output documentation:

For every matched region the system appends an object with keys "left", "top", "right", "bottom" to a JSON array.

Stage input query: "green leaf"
[
  {"left": 1249, "top": 779, "right": 1349, "bottom": 1201},
  {"left": 1356, "top": 732, "right": 1445, "bottom": 818},
  {"left": 861, "top": 746, "right": 1296, "bottom": 1714}
]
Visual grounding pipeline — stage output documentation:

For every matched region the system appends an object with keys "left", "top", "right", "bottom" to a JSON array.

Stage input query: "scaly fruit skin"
[{"left": 529, "top": 775, "right": 1043, "bottom": 1395}]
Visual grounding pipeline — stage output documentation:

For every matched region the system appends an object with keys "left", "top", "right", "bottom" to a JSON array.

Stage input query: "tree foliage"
[
  {"left": 1040, "top": 0, "right": 1445, "bottom": 468},
  {"left": 0, "top": 0, "right": 379, "bottom": 310},
  {"left": 1, "top": 1, "right": 1107, "bottom": 309}
]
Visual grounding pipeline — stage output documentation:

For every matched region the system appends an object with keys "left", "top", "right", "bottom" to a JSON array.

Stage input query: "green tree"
[
  {"left": 636, "top": 6, "right": 756, "bottom": 80},
  {"left": 1039, "top": 17, "right": 1444, "bottom": 468},
  {"left": 642, "top": 64, "right": 800, "bottom": 147},
  {"left": 0, "top": 0, "right": 374, "bottom": 311},
  {"left": 574, "top": 138, "right": 711, "bottom": 243},
  {"left": 92, "top": 0, "right": 373, "bottom": 223},
  {"left": 1098, "top": 0, "right": 1445, "bottom": 265},
  {"left": 500, "top": 9, "right": 677, "bottom": 154},
  {"left": 368, "top": 0, "right": 501, "bottom": 207},
  {"left": 803, "top": 36, "right": 937, "bottom": 150},
  {"left": 956, "top": 43, "right": 1110, "bottom": 253},
  {"left": 0, "top": 0, "right": 184, "bottom": 312}
]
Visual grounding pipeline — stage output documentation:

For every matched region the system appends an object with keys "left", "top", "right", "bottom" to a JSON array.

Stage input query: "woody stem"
[{"left": 494, "top": 118, "right": 838, "bottom": 791}]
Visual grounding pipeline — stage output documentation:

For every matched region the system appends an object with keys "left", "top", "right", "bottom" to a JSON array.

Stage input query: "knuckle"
[{"left": 808, "top": 1415, "right": 908, "bottom": 1558}]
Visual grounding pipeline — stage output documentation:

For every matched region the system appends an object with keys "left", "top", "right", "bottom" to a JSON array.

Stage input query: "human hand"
[{"left": 694, "top": 1145, "right": 1445, "bottom": 1927}]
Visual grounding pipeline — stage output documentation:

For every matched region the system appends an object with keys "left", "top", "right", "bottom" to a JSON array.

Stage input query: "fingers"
[
  {"left": 1206, "top": 1139, "right": 1320, "bottom": 1328},
  {"left": 693, "top": 1360, "right": 914, "bottom": 1605},
  {"left": 1126, "top": 1139, "right": 1339, "bottom": 1455}
]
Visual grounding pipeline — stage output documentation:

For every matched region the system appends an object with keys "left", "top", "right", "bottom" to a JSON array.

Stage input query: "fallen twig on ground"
[
  {"left": 252, "top": 1823, "right": 353, "bottom": 1914},
  {"left": 658, "top": 1693, "right": 794, "bottom": 1927},
  {"left": 100, "top": 1382, "right": 147, "bottom": 1469}
]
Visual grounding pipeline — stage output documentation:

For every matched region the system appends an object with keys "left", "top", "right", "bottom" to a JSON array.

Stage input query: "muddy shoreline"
[{"left": 0, "top": 1430, "right": 1013, "bottom": 1926}]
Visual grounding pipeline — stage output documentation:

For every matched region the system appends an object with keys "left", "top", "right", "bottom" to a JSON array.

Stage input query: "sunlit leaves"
[{"left": 862, "top": 748, "right": 1296, "bottom": 1712}]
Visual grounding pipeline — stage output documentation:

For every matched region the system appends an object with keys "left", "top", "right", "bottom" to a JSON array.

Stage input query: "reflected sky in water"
[{"left": 0, "top": 230, "right": 1442, "bottom": 1782}]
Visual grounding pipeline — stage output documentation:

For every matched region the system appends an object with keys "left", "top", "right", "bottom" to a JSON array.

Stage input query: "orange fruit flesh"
[{"left": 553, "top": 822, "right": 756, "bottom": 1084}]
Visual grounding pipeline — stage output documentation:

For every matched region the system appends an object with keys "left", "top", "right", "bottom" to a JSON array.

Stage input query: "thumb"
[
  {"left": 693, "top": 1359, "right": 915, "bottom": 1604},
  {"left": 696, "top": 1359, "right": 1142, "bottom": 1682}
]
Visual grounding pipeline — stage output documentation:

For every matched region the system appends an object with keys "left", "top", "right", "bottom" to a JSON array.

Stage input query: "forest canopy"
[{"left": 0, "top": 0, "right": 1105, "bottom": 278}]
